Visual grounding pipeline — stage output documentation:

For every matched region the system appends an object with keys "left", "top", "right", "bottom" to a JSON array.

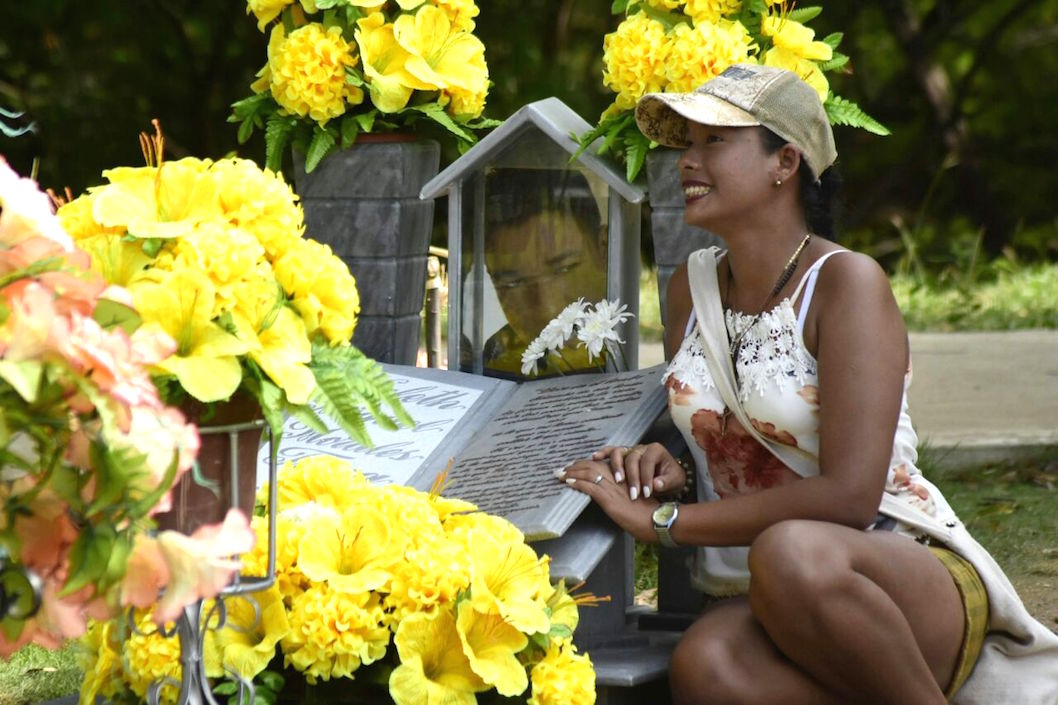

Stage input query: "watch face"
[{"left": 653, "top": 502, "right": 677, "bottom": 524}]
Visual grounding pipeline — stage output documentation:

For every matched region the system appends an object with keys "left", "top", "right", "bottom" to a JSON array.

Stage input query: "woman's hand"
[
  {"left": 590, "top": 443, "right": 687, "bottom": 502},
  {"left": 556, "top": 458, "right": 659, "bottom": 542}
]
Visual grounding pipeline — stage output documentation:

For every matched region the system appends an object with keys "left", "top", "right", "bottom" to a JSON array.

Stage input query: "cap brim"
[{"left": 635, "top": 92, "right": 760, "bottom": 148}]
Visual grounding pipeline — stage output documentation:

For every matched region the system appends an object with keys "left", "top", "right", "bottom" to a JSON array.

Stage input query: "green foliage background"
[{"left": 2, "top": 0, "right": 1058, "bottom": 268}]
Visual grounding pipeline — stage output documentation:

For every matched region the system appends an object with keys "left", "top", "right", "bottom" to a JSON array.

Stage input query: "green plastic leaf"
[
  {"left": 611, "top": 0, "right": 631, "bottom": 13},
  {"left": 212, "top": 682, "right": 238, "bottom": 696},
  {"left": 817, "top": 53, "right": 849, "bottom": 72},
  {"left": 624, "top": 131, "right": 651, "bottom": 183},
  {"left": 635, "top": 4, "right": 688, "bottom": 31},
  {"left": 824, "top": 95, "right": 890, "bottom": 136},
  {"left": 93, "top": 298, "right": 142, "bottom": 334},
  {"left": 61, "top": 525, "right": 115, "bottom": 597},
  {"left": 141, "top": 238, "right": 164, "bottom": 257},
  {"left": 237, "top": 117, "right": 255, "bottom": 144},
  {"left": 354, "top": 110, "right": 376, "bottom": 134},
  {"left": 265, "top": 115, "right": 296, "bottom": 173},
  {"left": 0, "top": 360, "right": 43, "bottom": 402},
  {"left": 789, "top": 6, "right": 823, "bottom": 23},
  {"left": 821, "top": 32, "right": 844, "bottom": 50},
  {"left": 304, "top": 125, "right": 338, "bottom": 173},
  {"left": 257, "top": 671, "right": 285, "bottom": 693},
  {"left": 403, "top": 103, "right": 475, "bottom": 143}
]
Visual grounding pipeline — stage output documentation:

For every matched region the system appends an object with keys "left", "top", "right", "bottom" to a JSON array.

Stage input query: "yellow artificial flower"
[
  {"left": 393, "top": 5, "right": 489, "bottom": 93},
  {"left": 545, "top": 580, "right": 580, "bottom": 636},
  {"left": 389, "top": 610, "right": 487, "bottom": 705},
  {"left": 443, "top": 83, "right": 488, "bottom": 119},
  {"left": 762, "top": 46, "right": 830, "bottom": 102},
  {"left": 282, "top": 583, "right": 389, "bottom": 683},
  {"left": 168, "top": 222, "right": 267, "bottom": 317},
  {"left": 297, "top": 504, "right": 402, "bottom": 593},
  {"left": 250, "top": 304, "right": 316, "bottom": 405},
  {"left": 683, "top": 0, "right": 742, "bottom": 23},
  {"left": 273, "top": 238, "right": 360, "bottom": 343},
  {"left": 210, "top": 156, "right": 306, "bottom": 259},
  {"left": 602, "top": 12, "right": 670, "bottom": 110},
  {"left": 396, "top": 0, "right": 427, "bottom": 9},
  {"left": 643, "top": 0, "right": 683, "bottom": 9},
  {"left": 254, "top": 23, "right": 363, "bottom": 126},
  {"left": 760, "top": 14, "right": 833, "bottom": 62},
  {"left": 246, "top": 0, "right": 294, "bottom": 31},
  {"left": 205, "top": 587, "right": 290, "bottom": 680},
  {"left": 70, "top": 232, "right": 153, "bottom": 289},
  {"left": 456, "top": 600, "right": 529, "bottom": 696},
  {"left": 242, "top": 513, "right": 312, "bottom": 601},
  {"left": 662, "top": 18, "right": 755, "bottom": 93},
  {"left": 348, "top": 0, "right": 387, "bottom": 6},
  {"left": 384, "top": 537, "right": 471, "bottom": 625},
  {"left": 90, "top": 159, "right": 220, "bottom": 241},
  {"left": 129, "top": 268, "right": 251, "bottom": 402},
  {"left": 444, "top": 511, "right": 525, "bottom": 548},
  {"left": 355, "top": 13, "right": 422, "bottom": 113},
  {"left": 434, "top": 0, "right": 480, "bottom": 31},
  {"left": 77, "top": 619, "right": 127, "bottom": 705},
  {"left": 274, "top": 455, "right": 370, "bottom": 513},
  {"left": 122, "top": 611, "right": 183, "bottom": 705},
  {"left": 467, "top": 534, "right": 551, "bottom": 635},
  {"left": 527, "top": 638, "right": 596, "bottom": 705}
]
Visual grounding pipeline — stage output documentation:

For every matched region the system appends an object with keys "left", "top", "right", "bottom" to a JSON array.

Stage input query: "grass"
[{"left": 0, "top": 641, "right": 82, "bottom": 705}]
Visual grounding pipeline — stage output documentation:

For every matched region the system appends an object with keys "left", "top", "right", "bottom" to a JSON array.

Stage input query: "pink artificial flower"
[
  {"left": 0, "top": 279, "right": 68, "bottom": 363},
  {"left": 14, "top": 488, "right": 78, "bottom": 575},
  {"left": 110, "top": 404, "right": 199, "bottom": 515},
  {"left": 121, "top": 535, "right": 170, "bottom": 609},
  {"left": 0, "top": 157, "right": 74, "bottom": 250},
  {"left": 150, "top": 509, "right": 256, "bottom": 623}
]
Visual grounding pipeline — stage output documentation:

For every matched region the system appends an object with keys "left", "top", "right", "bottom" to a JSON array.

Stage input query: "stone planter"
[
  {"left": 294, "top": 138, "right": 440, "bottom": 364},
  {"left": 645, "top": 148, "right": 724, "bottom": 328}
]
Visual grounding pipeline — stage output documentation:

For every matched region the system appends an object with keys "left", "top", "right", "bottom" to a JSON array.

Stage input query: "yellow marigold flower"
[
  {"left": 389, "top": 610, "right": 487, "bottom": 705},
  {"left": 122, "top": 611, "right": 183, "bottom": 705},
  {"left": 242, "top": 513, "right": 312, "bottom": 601},
  {"left": 456, "top": 601, "right": 528, "bottom": 697},
  {"left": 643, "top": 0, "right": 683, "bottom": 9},
  {"left": 297, "top": 504, "right": 404, "bottom": 594},
  {"left": 384, "top": 537, "right": 471, "bottom": 625},
  {"left": 204, "top": 587, "right": 290, "bottom": 680},
  {"left": 210, "top": 157, "right": 306, "bottom": 259},
  {"left": 527, "top": 638, "right": 596, "bottom": 705},
  {"left": 282, "top": 583, "right": 389, "bottom": 684},
  {"left": 444, "top": 511, "right": 524, "bottom": 548},
  {"left": 246, "top": 0, "right": 293, "bottom": 32},
  {"left": 683, "top": 0, "right": 742, "bottom": 24},
  {"left": 760, "top": 14, "right": 833, "bottom": 62},
  {"left": 394, "top": 5, "right": 489, "bottom": 93},
  {"left": 274, "top": 455, "right": 369, "bottom": 513},
  {"left": 762, "top": 46, "right": 829, "bottom": 102},
  {"left": 443, "top": 80, "right": 488, "bottom": 119},
  {"left": 662, "top": 19, "right": 755, "bottom": 94},
  {"left": 169, "top": 222, "right": 266, "bottom": 318},
  {"left": 255, "top": 23, "right": 363, "bottom": 126},
  {"left": 349, "top": 0, "right": 387, "bottom": 6},
  {"left": 355, "top": 12, "right": 421, "bottom": 113},
  {"left": 78, "top": 619, "right": 127, "bottom": 705},
  {"left": 602, "top": 12, "right": 669, "bottom": 110},
  {"left": 273, "top": 238, "right": 360, "bottom": 343}
]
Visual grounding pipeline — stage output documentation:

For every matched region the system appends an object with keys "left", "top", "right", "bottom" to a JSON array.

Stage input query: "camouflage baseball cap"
[{"left": 635, "top": 64, "right": 837, "bottom": 178}]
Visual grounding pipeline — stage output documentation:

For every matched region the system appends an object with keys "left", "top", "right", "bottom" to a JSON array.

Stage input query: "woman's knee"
[
  {"left": 748, "top": 520, "right": 853, "bottom": 616},
  {"left": 670, "top": 610, "right": 754, "bottom": 705}
]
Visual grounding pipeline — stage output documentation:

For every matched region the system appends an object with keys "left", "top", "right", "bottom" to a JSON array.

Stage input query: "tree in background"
[{"left": 1, "top": 0, "right": 1056, "bottom": 265}]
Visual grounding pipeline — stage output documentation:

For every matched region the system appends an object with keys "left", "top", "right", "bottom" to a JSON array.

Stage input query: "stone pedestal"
[
  {"left": 294, "top": 140, "right": 440, "bottom": 364},
  {"left": 645, "top": 148, "right": 724, "bottom": 328}
]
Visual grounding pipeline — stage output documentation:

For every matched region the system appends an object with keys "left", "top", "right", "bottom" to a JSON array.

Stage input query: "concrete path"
[{"left": 638, "top": 330, "right": 1058, "bottom": 467}]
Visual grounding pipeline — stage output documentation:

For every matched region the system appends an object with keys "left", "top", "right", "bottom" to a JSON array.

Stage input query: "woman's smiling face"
[{"left": 678, "top": 123, "right": 779, "bottom": 232}]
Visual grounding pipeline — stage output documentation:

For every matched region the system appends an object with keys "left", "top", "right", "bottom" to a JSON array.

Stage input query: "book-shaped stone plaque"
[{"left": 259, "top": 363, "right": 667, "bottom": 543}]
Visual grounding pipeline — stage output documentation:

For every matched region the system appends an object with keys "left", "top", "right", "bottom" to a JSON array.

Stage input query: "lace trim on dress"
[
  {"left": 663, "top": 321, "right": 716, "bottom": 393},
  {"left": 726, "top": 299, "right": 817, "bottom": 401}
]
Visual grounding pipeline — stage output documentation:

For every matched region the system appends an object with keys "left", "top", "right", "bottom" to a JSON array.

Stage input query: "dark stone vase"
[
  {"left": 645, "top": 148, "right": 724, "bottom": 328},
  {"left": 294, "top": 138, "right": 441, "bottom": 365}
]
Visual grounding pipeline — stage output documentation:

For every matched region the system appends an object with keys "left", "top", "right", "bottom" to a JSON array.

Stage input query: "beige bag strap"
[{"left": 686, "top": 248, "right": 817, "bottom": 478}]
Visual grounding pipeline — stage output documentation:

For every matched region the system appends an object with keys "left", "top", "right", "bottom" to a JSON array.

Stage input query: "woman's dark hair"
[{"left": 758, "top": 127, "right": 843, "bottom": 241}]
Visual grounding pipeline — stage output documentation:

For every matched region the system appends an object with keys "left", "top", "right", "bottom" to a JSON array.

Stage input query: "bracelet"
[{"left": 661, "top": 454, "right": 696, "bottom": 502}]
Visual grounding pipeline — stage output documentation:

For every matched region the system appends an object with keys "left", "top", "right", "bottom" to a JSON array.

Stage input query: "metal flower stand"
[{"left": 136, "top": 419, "right": 279, "bottom": 705}]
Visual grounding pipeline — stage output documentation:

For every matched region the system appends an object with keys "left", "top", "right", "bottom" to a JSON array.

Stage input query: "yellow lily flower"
[
  {"left": 297, "top": 505, "right": 400, "bottom": 593},
  {"left": 762, "top": 47, "right": 830, "bottom": 103},
  {"left": 91, "top": 159, "right": 220, "bottom": 241},
  {"left": 389, "top": 610, "right": 487, "bottom": 705},
  {"left": 761, "top": 15, "right": 833, "bottom": 62},
  {"left": 355, "top": 13, "right": 424, "bottom": 113},
  {"left": 250, "top": 305, "right": 316, "bottom": 405},
  {"left": 130, "top": 268, "right": 250, "bottom": 402},
  {"left": 204, "top": 586, "right": 290, "bottom": 680},
  {"left": 393, "top": 5, "right": 488, "bottom": 92},
  {"left": 456, "top": 601, "right": 528, "bottom": 696},
  {"left": 468, "top": 536, "right": 551, "bottom": 635}
]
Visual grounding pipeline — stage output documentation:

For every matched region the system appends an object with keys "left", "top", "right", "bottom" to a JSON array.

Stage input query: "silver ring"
[{"left": 594, "top": 474, "right": 604, "bottom": 485}]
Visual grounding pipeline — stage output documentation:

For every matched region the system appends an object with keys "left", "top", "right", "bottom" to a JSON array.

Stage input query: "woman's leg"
[
  {"left": 747, "top": 520, "right": 965, "bottom": 705},
  {"left": 670, "top": 598, "right": 848, "bottom": 705}
]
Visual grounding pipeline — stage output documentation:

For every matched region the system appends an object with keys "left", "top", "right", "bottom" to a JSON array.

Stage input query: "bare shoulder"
[{"left": 813, "top": 250, "right": 899, "bottom": 313}]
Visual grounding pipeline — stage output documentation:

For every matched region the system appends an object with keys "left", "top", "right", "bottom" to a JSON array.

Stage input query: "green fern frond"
[
  {"left": 817, "top": 53, "right": 849, "bottom": 72},
  {"left": 264, "top": 114, "right": 296, "bottom": 173},
  {"left": 825, "top": 95, "right": 890, "bottom": 136}
]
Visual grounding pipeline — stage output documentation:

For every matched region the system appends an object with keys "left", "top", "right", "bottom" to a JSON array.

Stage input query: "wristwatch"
[{"left": 652, "top": 501, "right": 680, "bottom": 548}]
